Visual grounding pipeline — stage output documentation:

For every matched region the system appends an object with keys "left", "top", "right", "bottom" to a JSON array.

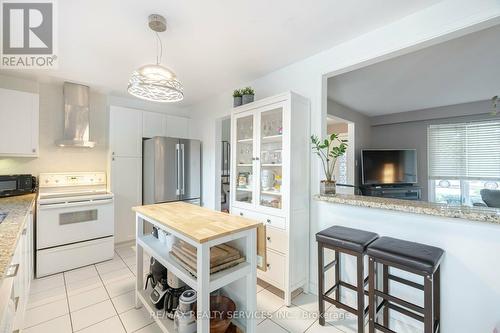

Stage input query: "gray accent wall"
[{"left": 370, "top": 103, "right": 496, "bottom": 200}]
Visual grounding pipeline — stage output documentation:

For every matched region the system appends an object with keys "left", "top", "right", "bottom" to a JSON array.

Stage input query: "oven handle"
[{"left": 38, "top": 198, "right": 113, "bottom": 210}]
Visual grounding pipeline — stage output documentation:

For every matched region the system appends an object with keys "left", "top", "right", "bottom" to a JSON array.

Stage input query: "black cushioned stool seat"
[
  {"left": 316, "top": 226, "right": 379, "bottom": 333},
  {"left": 316, "top": 225, "right": 379, "bottom": 253},
  {"left": 367, "top": 237, "right": 444, "bottom": 274},
  {"left": 367, "top": 237, "right": 444, "bottom": 333}
]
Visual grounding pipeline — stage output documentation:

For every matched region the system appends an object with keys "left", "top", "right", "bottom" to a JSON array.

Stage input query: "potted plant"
[
  {"left": 233, "top": 89, "right": 242, "bottom": 107},
  {"left": 241, "top": 87, "right": 255, "bottom": 104},
  {"left": 311, "top": 133, "right": 348, "bottom": 195}
]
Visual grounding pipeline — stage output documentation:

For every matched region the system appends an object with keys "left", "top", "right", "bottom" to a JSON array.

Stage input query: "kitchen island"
[
  {"left": 313, "top": 194, "right": 500, "bottom": 333},
  {"left": 133, "top": 201, "right": 261, "bottom": 333}
]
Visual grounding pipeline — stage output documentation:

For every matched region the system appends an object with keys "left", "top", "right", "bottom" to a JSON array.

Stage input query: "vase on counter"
[{"left": 320, "top": 179, "right": 336, "bottom": 196}]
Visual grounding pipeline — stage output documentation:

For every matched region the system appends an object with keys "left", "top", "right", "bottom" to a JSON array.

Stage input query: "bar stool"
[
  {"left": 316, "top": 225, "right": 379, "bottom": 333},
  {"left": 367, "top": 237, "right": 444, "bottom": 333}
]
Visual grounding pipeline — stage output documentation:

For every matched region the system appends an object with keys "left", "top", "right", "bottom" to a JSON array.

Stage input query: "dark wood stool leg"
[
  {"left": 383, "top": 264, "right": 389, "bottom": 327},
  {"left": 356, "top": 254, "right": 365, "bottom": 333},
  {"left": 434, "top": 267, "right": 440, "bottom": 332},
  {"left": 317, "top": 243, "right": 325, "bottom": 326},
  {"left": 335, "top": 250, "right": 340, "bottom": 302},
  {"left": 424, "top": 274, "right": 434, "bottom": 333},
  {"left": 368, "top": 257, "right": 376, "bottom": 333}
]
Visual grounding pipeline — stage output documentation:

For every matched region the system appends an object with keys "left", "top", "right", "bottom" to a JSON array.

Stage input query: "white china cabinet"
[{"left": 230, "top": 91, "right": 310, "bottom": 305}]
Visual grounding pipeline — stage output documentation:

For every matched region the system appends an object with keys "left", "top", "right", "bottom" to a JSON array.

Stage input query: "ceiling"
[
  {"left": 328, "top": 24, "right": 500, "bottom": 116},
  {"left": 0, "top": 0, "right": 441, "bottom": 107}
]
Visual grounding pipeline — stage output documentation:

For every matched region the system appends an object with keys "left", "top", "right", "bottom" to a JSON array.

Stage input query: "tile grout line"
[
  {"left": 70, "top": 299, "right": 117, "bottom": 332},
  {"left": 62, "top": 272, "right": 75, "bottom": 332},
  {"left": 23, "top": 313, "right": 69, "bottom": 330},
  {"left": 95, "top": 253, "right": 128, "bottom": 332}
]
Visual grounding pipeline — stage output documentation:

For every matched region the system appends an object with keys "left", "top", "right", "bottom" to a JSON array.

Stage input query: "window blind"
[{"left": 428, "top": 120, "right": 500, "bottom": 180}]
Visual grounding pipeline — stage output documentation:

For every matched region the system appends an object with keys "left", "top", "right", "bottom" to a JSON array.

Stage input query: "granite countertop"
[
  {"left": 0, "top": 194, "right": 36, "bottom": 280},
  {"left": 314, "top": 193, "right": 500, "bottom": 224}
]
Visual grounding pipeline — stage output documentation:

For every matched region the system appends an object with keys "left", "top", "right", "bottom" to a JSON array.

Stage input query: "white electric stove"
[{"left": 36, "top": 172, "right": 114, "bottom": 277}]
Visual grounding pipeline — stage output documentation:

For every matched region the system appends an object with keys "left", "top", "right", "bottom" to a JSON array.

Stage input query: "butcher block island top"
[{"left": 133, "top": 201, "right": 261, "bottom": 243}]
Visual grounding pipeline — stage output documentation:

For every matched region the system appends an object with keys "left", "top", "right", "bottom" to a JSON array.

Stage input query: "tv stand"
[{"left": 360, "top": 184, "right": 422, "bottom": 201}]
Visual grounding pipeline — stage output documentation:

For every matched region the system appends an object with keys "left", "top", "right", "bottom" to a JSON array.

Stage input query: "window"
[{"left": 428, "top": 120, "right": 500, "bottom": 205}]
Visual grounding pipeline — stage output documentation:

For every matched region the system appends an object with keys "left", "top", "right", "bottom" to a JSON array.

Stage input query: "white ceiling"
[
  {"left": 0, "top": 0, "right": 441, "bottom": 107},
  {"left": 328, "top": 24, "right": 500, "bottom": 116}
]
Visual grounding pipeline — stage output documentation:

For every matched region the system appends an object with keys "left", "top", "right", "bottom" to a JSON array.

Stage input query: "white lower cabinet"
[
  {"left": 111, "top": 156, "right": 142, "bottom": 243},
  {"left": 0, "top": 203, "right": 34, "bottom": 332}
]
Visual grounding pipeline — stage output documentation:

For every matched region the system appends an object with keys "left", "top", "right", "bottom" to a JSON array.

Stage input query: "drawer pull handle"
[
  {"left": 239, "top": 212, "right": 243, "bottom": 216},
  {"left": 5, "top": 264, "right": 19, "bottom": 278},
  {"left": 266, "top": 236, "right": 271, "bottom": 241}
]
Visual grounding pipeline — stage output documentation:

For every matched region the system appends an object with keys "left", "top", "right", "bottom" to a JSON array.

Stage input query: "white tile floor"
[{"left": 24, "top": 242, "right": 364, "bottom": 333}]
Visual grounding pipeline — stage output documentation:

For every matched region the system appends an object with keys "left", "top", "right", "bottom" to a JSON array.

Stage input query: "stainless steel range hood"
[{"left": 56, "top": 82, "right": 96, "bottom": 148}]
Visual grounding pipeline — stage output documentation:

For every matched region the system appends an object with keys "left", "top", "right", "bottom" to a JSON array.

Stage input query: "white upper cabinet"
[
  {"left": 142, "top": 111, "right": 166, "bottom": 138},
  {"left": 0, "top": 88, "right": 39, "bottom": 157},
  {"left": 165, "top": 115, "right": 189, "bottom": 139},
  {"left": 109, "top": 106, "right": 143, "bottom": 157},
  {"left": 143, "top": 112, "right": 189, "bottom": 139}
]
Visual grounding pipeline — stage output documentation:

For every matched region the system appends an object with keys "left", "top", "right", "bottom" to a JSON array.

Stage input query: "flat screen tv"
[{"left": 361, "top": 149, "right": 417, "bottom": 185}]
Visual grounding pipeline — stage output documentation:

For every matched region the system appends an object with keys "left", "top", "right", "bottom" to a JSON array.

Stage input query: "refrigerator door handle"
[
  {"left": 176, "top": 143, "right": 181, "bottom": 196},
  {"left": 181, "top": 144, "right": 185, "bottom": 195}
]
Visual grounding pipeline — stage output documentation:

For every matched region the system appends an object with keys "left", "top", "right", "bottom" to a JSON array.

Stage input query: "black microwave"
[{"left": 0, "top": 175, "right": 37, "bottom": 198}]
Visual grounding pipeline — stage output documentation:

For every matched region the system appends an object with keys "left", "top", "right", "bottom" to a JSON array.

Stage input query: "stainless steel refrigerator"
[{"left": 143, "top": 137, "right": 202, "bottom": 206}]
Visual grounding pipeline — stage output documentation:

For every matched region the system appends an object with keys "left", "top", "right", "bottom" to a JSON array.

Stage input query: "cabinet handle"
[
  {"left": 266, "top": 236, "right": 271, "bottom": 241},
  {"left": 22, "top": 228, "right": 27, "bottom": 235},
  {"left": 255, "top": 157, "right": 260, "bottom": 161},
  {"left": 112, "top": 157, "right": 115, "bottom": 161},
  {"left": 5, "top": 264, "right": 19, "bottom": 278},
  {"left": 112, "top": 151, "right": 115, "bottom": 155},
  {"left": 266, "top": 219, "right": 271, "bottom": 224},
  {"left": 266, "top": 263, "right": 270, "bottom": 268},
  {"left": 239, "top": 212, "right": 243, "bottom": 216},
  {"left": 32, "top": 148, "right": 36, "bottom": 153}
]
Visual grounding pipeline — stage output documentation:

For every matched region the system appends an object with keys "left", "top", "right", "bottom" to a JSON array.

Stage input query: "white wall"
[
  {"left": 187, "top": 3, "right": 500, "bottom": 331},
  {"left": 189, "top": 0, "right": 500, "bottom": 210},
  {"left": 0, "top": 74, "right": 189, "bottom": 176},
  {"left": 0, "top": 75, "right": 109, "bottom": 175}
]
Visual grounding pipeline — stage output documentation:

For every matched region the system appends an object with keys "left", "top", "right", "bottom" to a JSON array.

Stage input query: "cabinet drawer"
[
  {"left": 258, "top": 250, "right": 285, "bottom": 288},
  {"left": 266, "top": 226, "right": 287, "bottom": 254},
  {"left": 231, "top": 208, "right": 286, "bottom": 230}
]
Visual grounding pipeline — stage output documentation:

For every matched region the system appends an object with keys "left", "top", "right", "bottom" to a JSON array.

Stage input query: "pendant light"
[{"left": 128, "top": 14, "right": 183, "bottom": 103}]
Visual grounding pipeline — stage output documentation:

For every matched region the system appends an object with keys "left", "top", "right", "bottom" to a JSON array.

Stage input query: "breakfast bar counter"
[
  {"left": 314, "top": 195, "right": 500, "bottom": 333},
  {"left": 314, "top": 194, "right": 500, "bottom": 224},
  {"left": 133, "top": 202, "right": 261, "bottom": 333}
]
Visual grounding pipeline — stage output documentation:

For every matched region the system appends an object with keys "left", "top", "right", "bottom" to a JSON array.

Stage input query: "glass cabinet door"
[
  {"left": 234, "top": 114, "right": 255, "bottom": 204},
  {"left": 258, "top": 107, "right": 283, "bottom": 210}
]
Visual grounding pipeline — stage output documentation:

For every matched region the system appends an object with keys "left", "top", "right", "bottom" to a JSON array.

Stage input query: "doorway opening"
[{"left": 215, "top": 116, "right": 231, "bottom": 212}]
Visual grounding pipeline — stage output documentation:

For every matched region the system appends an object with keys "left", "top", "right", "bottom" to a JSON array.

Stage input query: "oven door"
[{"left": 37, "top": 198, "right": 114, "bottom": 250}]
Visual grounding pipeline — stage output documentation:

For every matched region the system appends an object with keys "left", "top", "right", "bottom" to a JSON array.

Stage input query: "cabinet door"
[
  {"left": 143, "top": 111, "right": 166, "bottom": 138},
  {"left": 257, "top": 103, "right": 285, "bottom": 212},
  {"left": 232, "top": 111, "right": 257, "bottom": 208},
  {"left": 165, "top": 115, "right": 189, "bottom": 139},
  {"left": 111, "top": 156, "right": 142, "bottom": 243},
  {"left": 0, "top": 88, "right": 39, "bottom": 157},
  {"left": 110, "top": 106, "right": 143, "bottom": 157}
]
